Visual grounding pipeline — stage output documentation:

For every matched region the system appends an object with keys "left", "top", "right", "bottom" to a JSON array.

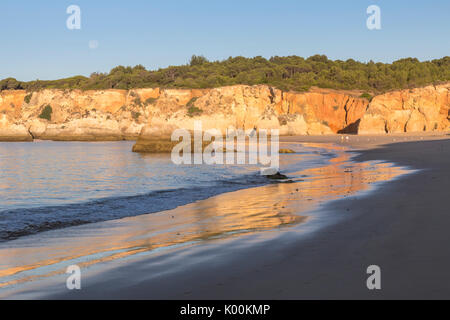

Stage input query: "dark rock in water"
[{"left": 266, "top": 172, "right": 289, "bottom": 180}]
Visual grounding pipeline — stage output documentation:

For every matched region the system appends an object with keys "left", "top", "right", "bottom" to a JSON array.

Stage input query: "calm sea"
[{"left": 0, "top": 141, "right": 331, "bottom": 242}]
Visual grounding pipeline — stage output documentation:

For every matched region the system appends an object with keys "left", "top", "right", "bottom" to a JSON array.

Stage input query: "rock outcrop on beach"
[
  {"left": 1, "top": 83, "right": 449, "bottom": 145},
  {"left": 358, "top": 83, "right": 450, "bottom": 134},
  {"left": 0, "top": 115, "right": 32, "bottom": 141}
]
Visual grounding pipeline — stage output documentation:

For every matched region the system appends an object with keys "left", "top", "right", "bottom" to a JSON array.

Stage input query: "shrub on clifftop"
[
  {"left": 2, "top": 55, "right": 450, "bottom": 94},
  {"left": 359, "top": 93, "right": 373, "bottom": 101}
]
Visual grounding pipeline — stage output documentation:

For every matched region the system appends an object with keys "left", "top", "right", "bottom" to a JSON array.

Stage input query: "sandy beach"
[{"left": 0, "top": 133, "right": 448, "bottom": 299}]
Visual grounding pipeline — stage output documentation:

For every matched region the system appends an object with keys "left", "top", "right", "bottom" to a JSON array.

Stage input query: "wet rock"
[{"left": 266, "top": 172, "right": 289, "bottom": 180}]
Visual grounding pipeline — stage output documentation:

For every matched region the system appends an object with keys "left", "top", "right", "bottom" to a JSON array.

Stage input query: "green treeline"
[{"left": 1, "top": 55, "right": 449, "bottom": 93}]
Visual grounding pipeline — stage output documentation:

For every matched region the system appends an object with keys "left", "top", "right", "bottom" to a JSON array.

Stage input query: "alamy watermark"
[
  {"left": 171, "top": 121, "right": 279, "bottom": 175},
  {"left": 367, "top": 5, "right": 381, "bottom": 30},
  {"left": 66, "top": 264, "right": 81, "bottom": 290},
  {"left": 66, "top": 5, "right": 81, "bottom": 30},
  {"left": 366, "top": 265, "right": 381, "bottom": 290}
]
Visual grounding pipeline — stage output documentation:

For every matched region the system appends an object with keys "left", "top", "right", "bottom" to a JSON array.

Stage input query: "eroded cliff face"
[
  {"left": 358, "top": 84, "right": 450, "bottom": 134},
  {"left": 0, "top": 85, "right": 368, "bottom": 143},
  {"left": 1, "top": 83, "right": 449, "bottom": 146},
  {"left": 132, "top": 85, "right": 369, "bottom": 152},
  {"left": 0, "top": 88, "right": 160, "bottom": 141}
]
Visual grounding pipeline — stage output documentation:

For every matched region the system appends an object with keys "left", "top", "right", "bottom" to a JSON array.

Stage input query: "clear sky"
[{"left": 1, "top": 0, "right": 449, "bottom": 81}]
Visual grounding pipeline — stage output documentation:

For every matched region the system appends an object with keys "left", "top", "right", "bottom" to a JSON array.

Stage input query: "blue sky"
[{"left": 1, "top": 0, "right": 449, "bottom": 81}]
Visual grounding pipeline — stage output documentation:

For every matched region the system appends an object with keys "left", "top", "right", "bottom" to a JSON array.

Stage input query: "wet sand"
[{"left": 2, "top": 133, "right": 450, "bottom": 299}]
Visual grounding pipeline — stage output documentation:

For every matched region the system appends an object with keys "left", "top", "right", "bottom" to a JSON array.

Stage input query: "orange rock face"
[
  {"left": 358, "top": 84, "right": 450, "bottom": 134},
  {"left": 279, "top": 90, "right": 368, "bottom": 133},
  {"left": 1, "top": 83, "right": 449, "bottom": 143},
  {"left": 0, "top": 90, "right": 28, "bottom": 120},
  {"left": 132, "top": 85, "right": 369, "bottom": 152}
]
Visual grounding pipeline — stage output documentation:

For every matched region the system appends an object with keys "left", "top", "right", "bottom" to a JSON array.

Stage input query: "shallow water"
[
  {"left": 0, "top": 141, "right": 330, "bottom": 241},
  {"left": 0, "top": 141, "right": 410, "bottom": 294}
]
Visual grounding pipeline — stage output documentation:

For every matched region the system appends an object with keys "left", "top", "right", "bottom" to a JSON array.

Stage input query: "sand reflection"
[{"left": 0, "top": 143, "right": 409, "bottom": 289}]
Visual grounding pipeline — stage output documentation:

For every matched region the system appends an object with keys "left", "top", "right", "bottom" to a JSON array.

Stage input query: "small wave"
[{"left": 0, "top": 173, "right": 269, "bottom": 242}]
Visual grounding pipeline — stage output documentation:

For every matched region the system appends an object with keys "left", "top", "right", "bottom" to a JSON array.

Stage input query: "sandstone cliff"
[
  {"left": 131, "top": 85, "right": 368, "bottom": 152},
  {"left": 0, "top": 85, "right": 368, "bottom": 143},
  {"left": 358, "top": 83, "right": 450, "bottom": 134},
  {"left": 0, "top": 88, "right": 160, "bottom": 141},
  {"left": 1, "top": 83, "right": 449, "bottom": 147}
]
